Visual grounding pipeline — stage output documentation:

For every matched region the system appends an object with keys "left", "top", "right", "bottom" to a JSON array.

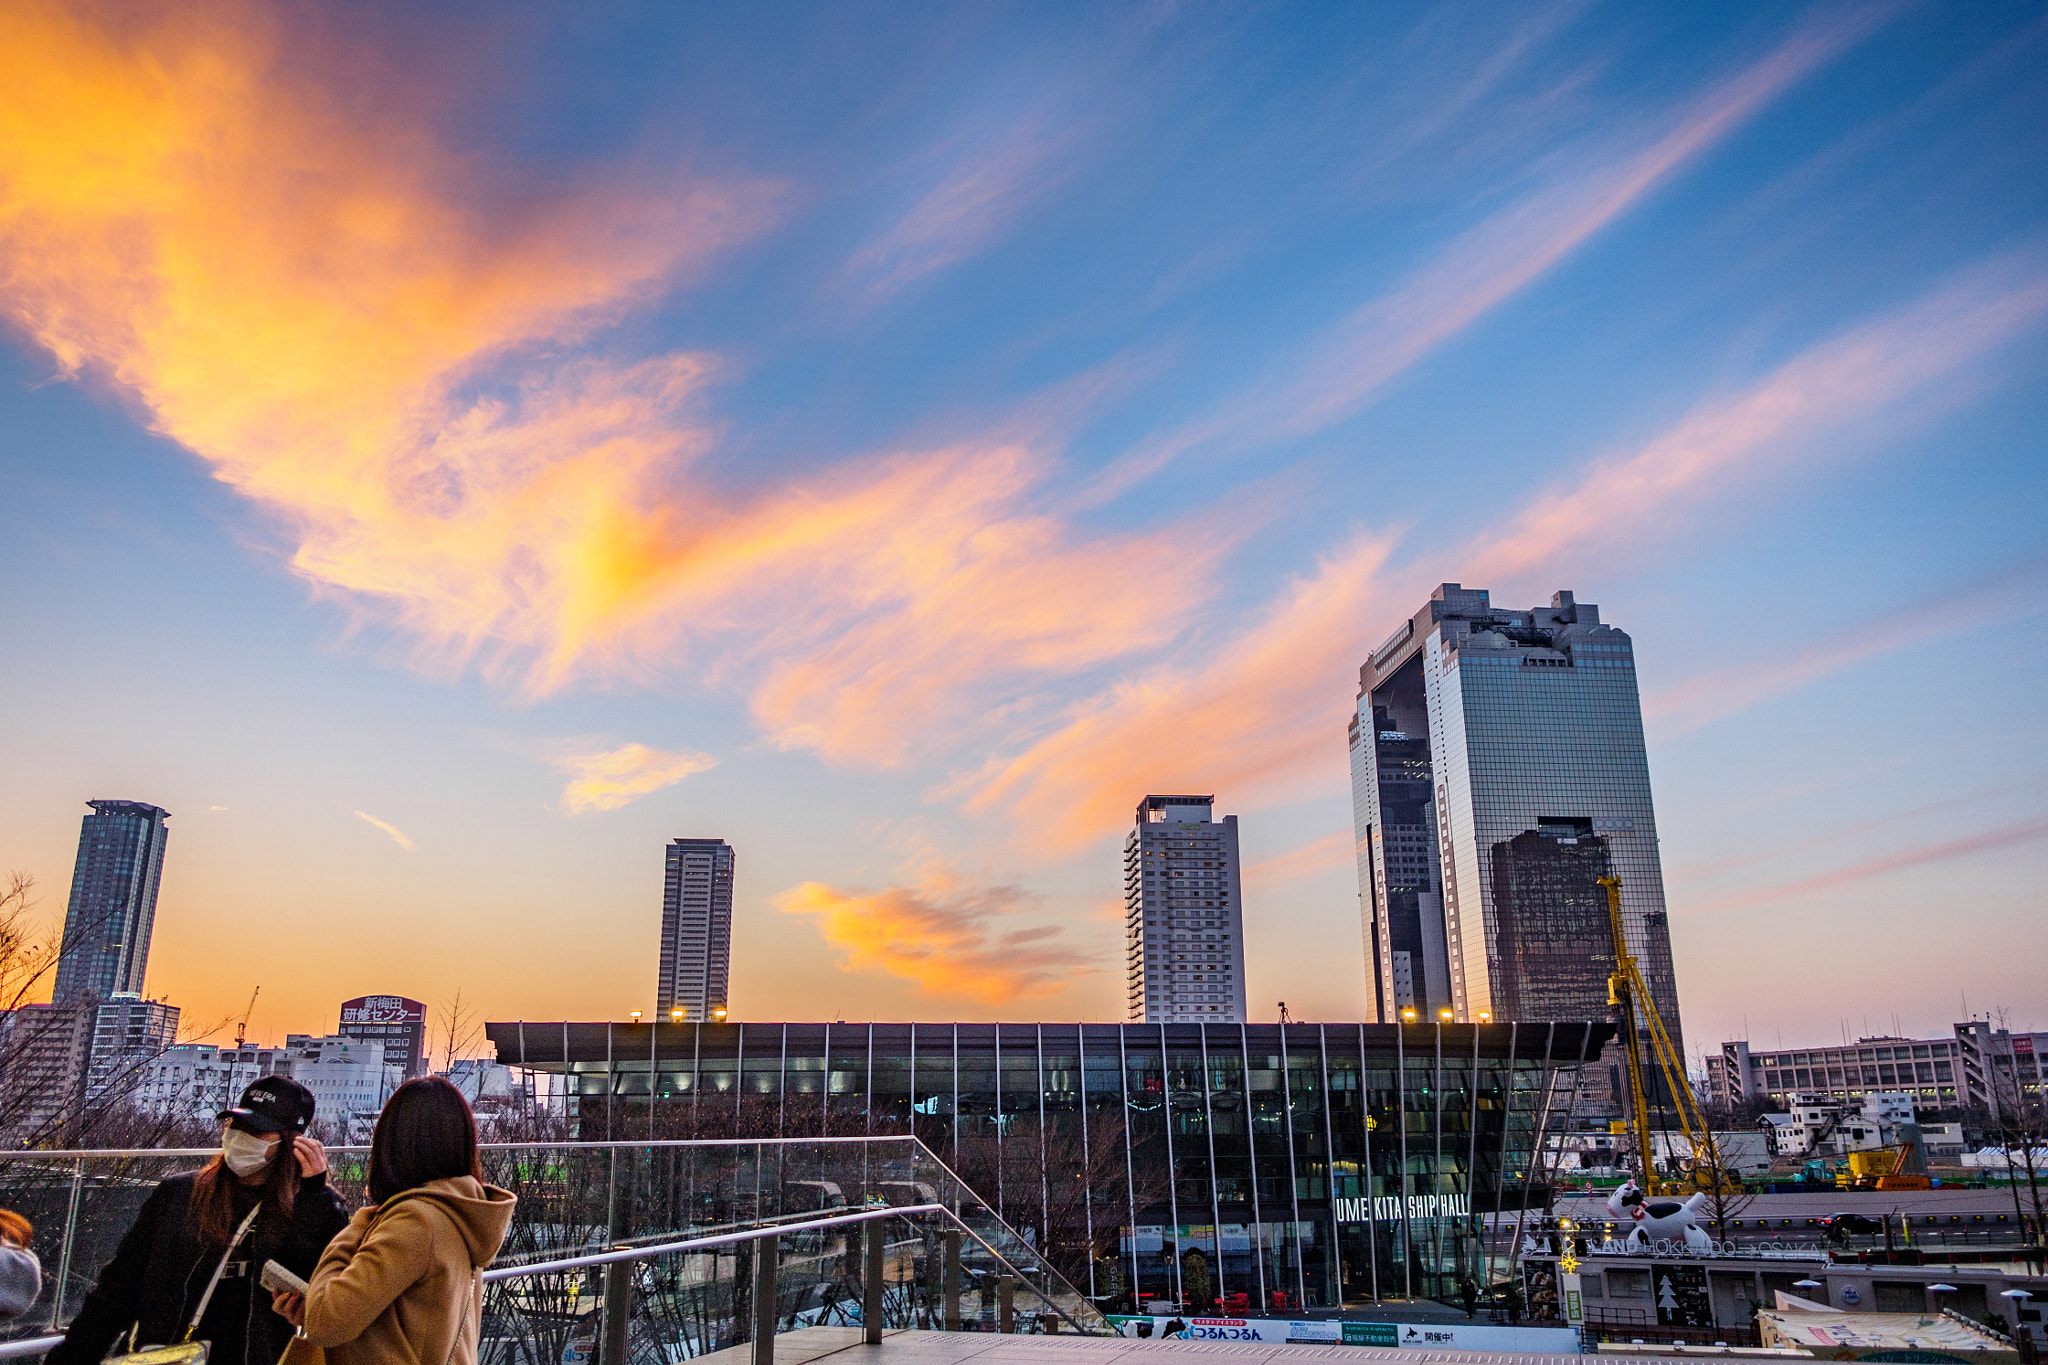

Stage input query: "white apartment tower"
[
  {"left": 657, "top": 838, "right": 734, "bottom": 1021},
  {"left": 1125, "top": 795, "right": 1246, "bottom": 1023}
]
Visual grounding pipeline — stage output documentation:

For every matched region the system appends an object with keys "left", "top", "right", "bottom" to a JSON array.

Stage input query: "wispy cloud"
[
  {"left": 1679, "top": 814, "right": 2048, "bottom": 915},
  {"left": 1083, "top": 4, "right": 1892, "bottom": 503},
  {"left": 1645, "top": 555, "right": 2048, "bottom": 737},
  {"left": 1667, "top": 785, "right": 2022, "bottom": 881},
  {"left": 1243, "top": 831, "right": 1356, "bottom": 889},
  {"left": 973, "top": 251, "right": 2048, "bottom": 853},
  {"left": 845, "top": 116, "right": 1075, "bottom": 302},
  {"left": 353, "top": 811, "right": 415, "bottom": 852},
  {"left": 774, "top": 863, "right": 1089, "bottom": 1005},
  {"left": 553, "top": 742, "right": 719, "bottom": 815}
]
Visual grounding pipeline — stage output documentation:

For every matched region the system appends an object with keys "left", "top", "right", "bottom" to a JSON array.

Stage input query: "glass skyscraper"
[
  {"left": 657, "top": 838, "right": 734, "bottom": 1021},
  {"left": 1125, "top": 796, "right": 1246, "bottom": 1022},
  {"left": 53, "top": 800, "right": 171, "bottom": 1003},
  {"left": 1349, "top": 586, "right": 1681, "bottom": 1055}
]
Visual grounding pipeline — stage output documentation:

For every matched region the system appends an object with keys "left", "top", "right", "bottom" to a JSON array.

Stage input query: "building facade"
[
  {"left": 85, "top": 994, "right": 181, "bottom": 1102},
  {"left": 1350, "top": 586, "right": 1678, "bottom": 1053},
  {"left": 338, "top": 995, "right": 427, "bottom": 1078},
  {"left": 1125, "top": 796, "right": 1246, "bottom": 1023},
  {"left": 658, "top": 839, "right": 734, "bottom": 1021},
  {"left": 54, "top": 800, "right": 172, "bottom": 1003},
  {"left": 488, "top": 1018, "right": 1612, "bottom": 1309},
  {"left": 1709, "top": 1024, "right": 2047, "bottom": 1115},
  {"left": 138, "top": 1033, "right": 391, "bottom": 1138}
]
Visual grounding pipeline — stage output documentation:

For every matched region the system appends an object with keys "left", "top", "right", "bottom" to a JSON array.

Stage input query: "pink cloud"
[{"left": 1678, "top": 815, "right": 2048, "bottom": 915}]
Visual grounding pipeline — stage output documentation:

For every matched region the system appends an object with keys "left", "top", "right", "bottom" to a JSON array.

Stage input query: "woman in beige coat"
[{"left": 272, "top": 1078, "right": 515, "bottom": 1365}]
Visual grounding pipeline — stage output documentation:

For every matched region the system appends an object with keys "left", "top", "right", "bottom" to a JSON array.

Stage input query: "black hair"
[{"left": 368, "top": 1077, "right": 482, "bottom": 1203}]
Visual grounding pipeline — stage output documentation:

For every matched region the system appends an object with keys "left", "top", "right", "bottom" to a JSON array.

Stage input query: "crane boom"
[
  {"left": 1601, "top": 876, "right": 1732, "bottom": 1194},
  {"left": 234, "top": 986, "right": 261, "bottom": 1048}
]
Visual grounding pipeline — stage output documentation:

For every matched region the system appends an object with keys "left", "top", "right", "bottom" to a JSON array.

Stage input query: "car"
[{"left": 1819, "top": 1212, "right": 1884, "bottom": 1236}]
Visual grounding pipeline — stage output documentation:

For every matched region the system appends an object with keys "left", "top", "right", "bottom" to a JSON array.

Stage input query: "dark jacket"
[{"left": 50, "top": 1170, "right": 350, "bottom": 1365}]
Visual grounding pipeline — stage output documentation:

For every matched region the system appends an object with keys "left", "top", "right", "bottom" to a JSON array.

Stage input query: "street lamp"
[
  {"left": 1401, "top": 1008, "right": 1417, "bottom": 1021},
  {"left": 1439, "top": 1008, "right": 1454, "bottom": 1021},
  {"left": 629, "top": 1010, "right": 642, "bottom": 1024},
  {"left": 1479, "top": 1011, "right": 1492, "bottom": 1023},
  {"left": 670, "top": 1007, "right": 685, "bottom": 1023},
  {"left": 712, "top": 1006, "right": 729, "bottom": 1023}
]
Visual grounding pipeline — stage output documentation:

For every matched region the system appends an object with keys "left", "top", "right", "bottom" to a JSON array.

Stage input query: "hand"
[
  {"left": 292, "top": 1136, "right": 328, "bottom": 1177},
  {"left": 271, "top": 1290, "right": 306, "bottom": 1328}
]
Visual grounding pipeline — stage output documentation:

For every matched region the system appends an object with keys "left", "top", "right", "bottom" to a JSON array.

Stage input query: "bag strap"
[{"left": 180, "top": 1204, "right": 263, "bottom": 1343}]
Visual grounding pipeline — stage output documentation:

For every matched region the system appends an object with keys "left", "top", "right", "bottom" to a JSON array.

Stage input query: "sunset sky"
[{"left": 2, "top": 0, "right": 2043, "bottom": 1057}]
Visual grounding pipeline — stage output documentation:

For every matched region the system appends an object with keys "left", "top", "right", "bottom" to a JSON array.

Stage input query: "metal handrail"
[
  {"left": 0, "top": 1200, "right": 1100, "bottom": 1360},
  {"left": 482, "top": 1203, "right": 946, "bottom": 1280},
  {"left": 0, "top": 1135, "right": 927, "bottom": 1161}
]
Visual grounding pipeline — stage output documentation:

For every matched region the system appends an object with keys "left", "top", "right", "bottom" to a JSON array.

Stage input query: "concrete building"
[
  {"left": 85, "top": 994, "right": 181, "bottom": 1101},
  {"left": 138, "top": 1033, "right": 391, "bottom": 1137},
  {"left": 1708, "top": 1023, "right": 2046, "bottom": 1114},
  {"left": 53, "top": 800, "right": 171, "bottom": 1003},
  {"left": 0, "top": 1001, "right": 96, "bottom": 1138},
  {"left": 1349, "top": 586, "right": 1678, "bottom": 1050},
  {"left": 657, "top": 838, "right": 734, "bottom": 1022},
  {"left": 1124, "top": 795, "right": 1245, "bottom": 1022},
  {"left": 338, "top": 995, "right": 426, "bottom": 1078}
]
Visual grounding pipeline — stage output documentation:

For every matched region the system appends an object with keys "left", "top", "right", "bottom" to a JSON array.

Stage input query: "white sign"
[{"left": 1333, "top": 1193, "right": 1471, "bottom": 1222}]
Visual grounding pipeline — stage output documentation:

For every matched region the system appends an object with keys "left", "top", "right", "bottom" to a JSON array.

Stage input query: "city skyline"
[{"left": 2, "top": 3, "right": 2043, "bottom": 1047}]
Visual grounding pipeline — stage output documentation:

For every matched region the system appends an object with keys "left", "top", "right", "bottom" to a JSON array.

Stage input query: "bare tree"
[{"left": 433, "top": 988, "right": 485, "bottom": 1075}]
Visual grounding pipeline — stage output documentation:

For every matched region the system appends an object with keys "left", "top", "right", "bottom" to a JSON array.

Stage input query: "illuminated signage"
[
  {"left": 1333, "top": 1192, "right": 1470, "bottom": 1223},
  {"left": 339, "top": 995, "right": 425, "bottom": 1026}
]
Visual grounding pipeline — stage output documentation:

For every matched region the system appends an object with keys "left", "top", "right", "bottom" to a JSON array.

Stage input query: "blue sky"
[{"left": 1, "top": 0, "right": 2043, "bottom": 1053}]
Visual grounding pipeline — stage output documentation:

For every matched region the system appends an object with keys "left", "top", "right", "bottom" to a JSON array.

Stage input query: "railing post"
[
  {"left": 600, "top": 1260, "right": 632, "bottom": 1365},
  {"left": 753, "top": 1232, "right": 779, "bottom": 1365},
  {"left": 865, "top": 1218, "right": 885, "bottom": 1344},
  {"left": 49, "top": 1160, "right": 83, "bottom": 1331},
  {"left": 998, "top": 1276, "right": 1014, "bottom": 1334},
  {"left": 944, "top": 1229, "right": 962, "bottom": 1331}
]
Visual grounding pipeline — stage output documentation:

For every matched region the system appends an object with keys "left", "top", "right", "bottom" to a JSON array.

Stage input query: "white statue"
[{"left": 1605, "top": 1179, "right": 1712, "bottom": 1251}]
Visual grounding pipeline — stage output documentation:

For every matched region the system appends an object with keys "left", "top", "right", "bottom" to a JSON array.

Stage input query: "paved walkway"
[{"left": 704, "top": 1326, "right": 1811, "bottom": 1365}]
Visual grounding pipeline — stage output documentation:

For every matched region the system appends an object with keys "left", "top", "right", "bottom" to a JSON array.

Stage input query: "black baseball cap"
[{"left": 219, "top": 1077, "right": 316, "bottom": 1135}]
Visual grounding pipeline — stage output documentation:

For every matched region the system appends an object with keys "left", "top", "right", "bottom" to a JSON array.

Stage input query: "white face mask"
[{"left": 222, "top": 1126, "right": 279, "bottom": 1177}]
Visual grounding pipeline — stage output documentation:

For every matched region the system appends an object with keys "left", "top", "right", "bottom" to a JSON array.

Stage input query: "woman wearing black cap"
[{"left": 49, "top": 1077, "right": 349, "bottom": 1365}]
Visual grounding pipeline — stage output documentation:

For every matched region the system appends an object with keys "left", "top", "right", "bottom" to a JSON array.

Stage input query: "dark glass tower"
[
  {"left": 657, "top": 838, "right": 734, "bottom": 1021},
  {"left": 53, "top": 801, "right": 171, "bottom": 1003}
]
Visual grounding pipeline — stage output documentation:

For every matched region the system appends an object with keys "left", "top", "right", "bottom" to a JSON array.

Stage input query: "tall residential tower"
[
  {"left": 657, "top": 838, "right": 734, "bottom": 1021},
  {"left": 1125, "top": 795, "right": 1245, "bottom": 1022},
  {"left": 53, "top": 801, "right": 171, "bottom": 1003},
  {"left": 1349, "top": 586, "right": 1681, "bottom": 1052}
]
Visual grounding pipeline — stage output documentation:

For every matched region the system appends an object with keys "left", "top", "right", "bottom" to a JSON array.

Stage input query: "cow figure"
[{"left": 1605, "top": 1179, "right": 1712, "bottom": 1251}]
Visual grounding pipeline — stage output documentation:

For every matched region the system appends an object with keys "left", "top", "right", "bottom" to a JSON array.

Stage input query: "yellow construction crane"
[
  {"left": 1601, "top": 876, "right": 1738, "bottom": 1195},
  {"left": 234, "top": 986, "right": 261, "bottom": 1048}
]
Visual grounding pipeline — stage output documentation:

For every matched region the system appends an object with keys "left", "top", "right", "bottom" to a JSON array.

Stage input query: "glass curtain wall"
[{"left": 489, "top": 1020, "right": 1606, "bottom": 1308}]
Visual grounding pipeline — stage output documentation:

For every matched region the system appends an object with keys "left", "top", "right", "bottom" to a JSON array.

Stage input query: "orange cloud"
[
  {"left": 553, "top": 742, "right": 719, "bottom": 816},
  {"left": 0, "top": 1, "right": 1214, "bottom": 761},
  {"left": 964, "top": 534, "right": 1398, "bottom": 852},
  {"left": 774, "top": 865, "right": 1089, "bottom": 1005}
]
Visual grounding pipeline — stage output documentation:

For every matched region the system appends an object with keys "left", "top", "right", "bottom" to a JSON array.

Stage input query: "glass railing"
[{"left": 0, "top": 1137, "right": 1108, "bottom": 1358}]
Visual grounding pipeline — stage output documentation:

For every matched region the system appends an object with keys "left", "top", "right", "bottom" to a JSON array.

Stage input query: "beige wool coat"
[{"left": 302, "top": 1177, "right": 516, "bottom": 1365}]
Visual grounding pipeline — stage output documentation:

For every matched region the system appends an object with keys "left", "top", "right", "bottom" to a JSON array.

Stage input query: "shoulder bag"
[{"left": 103, "top": 1204, "right": 263, "bottom": 1365}]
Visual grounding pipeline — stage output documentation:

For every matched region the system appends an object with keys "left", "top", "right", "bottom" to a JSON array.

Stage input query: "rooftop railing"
[{"left": 0, "top": 1136, "right": 1109, "bottom": 1362}]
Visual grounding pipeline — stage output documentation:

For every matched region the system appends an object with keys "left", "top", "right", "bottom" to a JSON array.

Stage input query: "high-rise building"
[
  {"left": 53, "top": 800, "right": 171, "bottom": 1003},
  {"left": 1349, "top": 585, "right": 1680, "bottom": 1050},
  {"left": 657, "top": 839, "right": 734, "bottom": 1021},
  {"left": 1124, "top": 795, "right": 1246, "bottom": 1022}
]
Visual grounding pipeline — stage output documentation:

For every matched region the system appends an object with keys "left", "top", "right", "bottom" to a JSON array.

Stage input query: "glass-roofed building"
[{"left": 487, "top": 1018, "right": 1611, "bottom": 1310}]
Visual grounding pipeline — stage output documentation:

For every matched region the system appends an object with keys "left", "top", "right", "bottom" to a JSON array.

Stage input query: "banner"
[{"left": 1105, "top": 1316, "right": 1577, "bottom": 1352}]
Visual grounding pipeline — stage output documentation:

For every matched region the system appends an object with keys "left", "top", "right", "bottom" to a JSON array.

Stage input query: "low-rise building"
[
  {"left": 1710, "top": 1024, "right": 2047, "bottom": 1114},
  {"left": 138, "top": 1033, "right": 391, "bottom": 1137}
]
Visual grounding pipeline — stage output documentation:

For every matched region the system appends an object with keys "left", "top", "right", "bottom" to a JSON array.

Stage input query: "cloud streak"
[
  {"left": 971, "top": 250, "right": 2048, "bottom": 853},
  {"left": 1645, "top": 555, "right": 2048, "bottom": 737},
  {"left": 774, "top": 863, "right": 1089, "bottom": 1005},
  {"left": 1679, "top": 814, "right": 2048, "bottom": 915},
  {"left": 1083, "top": 4, "right": 1891, "bottom": 503},
  {"left": 553, "top": 742, "right": 719, "bottom": 815},
  {"left": 353, "top": 811, "right": 415, "bottom": 852}
]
